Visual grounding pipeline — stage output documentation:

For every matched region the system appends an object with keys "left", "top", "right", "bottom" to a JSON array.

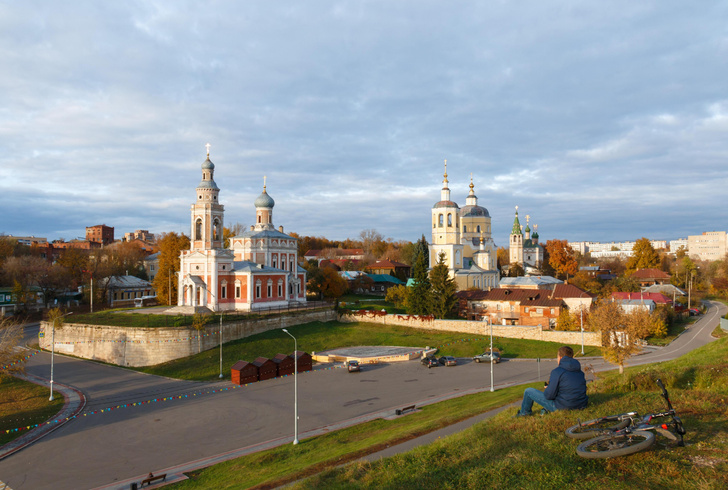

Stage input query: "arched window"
[
  {"left": 438, "top": 214, "right": 444, "bottom": 227},
  {"left": 447, "top": 214, "right": 452, "bottom": 226},
  {"left": 272, "top": 256, "right": 277, "bottom": 269},
  {"left": 195, "top": 219, "right": 202, "bottom": 240},
  {"left": 213, "top": 219, "right": 221, "bottom": 241}
]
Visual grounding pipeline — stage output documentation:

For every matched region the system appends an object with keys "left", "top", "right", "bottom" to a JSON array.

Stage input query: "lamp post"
[
  {"left": 49, "top": 312, "right": 73, "bottom": 401},
  {"left": 282, "top": 328, "right": 299, "bottom": 445},
  {"left": 202, "top": 285, "right": 224, "bottom": 379},
  {"left": 489, "top": 316, "right": 494, "bottom": 393}
]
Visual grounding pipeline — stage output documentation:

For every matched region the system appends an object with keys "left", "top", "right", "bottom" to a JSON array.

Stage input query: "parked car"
[
  {"left": 346, "top": 360, "right": 361, "bottom": 372},
  {"left": 421, "top": 356, "right": 438, "bottom": 368},
  {"left": 438, "top": 356, "right": 457, "bottom": 366},
  {"left": 473, "top": 350, "right": 501, "bottom": 364},
  {"left": 689, "top": 308, "right": 700, "bottom": 316}
]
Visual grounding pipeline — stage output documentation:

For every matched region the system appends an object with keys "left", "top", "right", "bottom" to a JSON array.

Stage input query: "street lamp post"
[
  {"left": 489, "top": 317, "right": 494, "bottom": 393},
  {"left": 49, "top": 312, "right": 73, "bottom": 401},
  {"left": 282, "top": 328, "right": 299, "bottom": 445}
]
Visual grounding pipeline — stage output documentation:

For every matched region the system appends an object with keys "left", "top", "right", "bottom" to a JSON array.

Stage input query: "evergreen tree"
[
  {"left": 430, "top": 252, "right": 457, "bottom": 319},
  {"left": 408, "top": 239, "right": 432, "bottom": 315}
]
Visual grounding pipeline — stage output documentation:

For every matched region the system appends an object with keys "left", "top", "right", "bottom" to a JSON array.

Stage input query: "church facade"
[
  {"left": 429, "top": 162, "right": 500, "bottom": 290},
  {"left": 177, "top": 149, "right": 306, "bottom": 312},
  {"left": 509, "top": 207, "right": 544, "bottom": 272}
]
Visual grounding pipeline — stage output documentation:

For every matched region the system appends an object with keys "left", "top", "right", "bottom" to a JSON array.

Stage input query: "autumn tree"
[
  {"left": 0, "top": 316, "right": 23, "bottom": 374},
  {"left": 103, "top": 241, "right": 148, "bottom": 278},
  {"left": 626, "top": 237, "right": 660, "bottom": 274},
  {"left": 429, "top": 252, "right": 457, "bottom": 319},
  {"left": 385, "top": 284, "right": 409, "bottom": 310},
  {"left": 508, "top": 263, "right": 525, "bottom": 277},
  {"left": 153, "top": 232, "right": 190, "bottom": 305},
  {"left": 408, "top": 240, "right": 432, "bottom": 316},
  {"left": 545, "top": 240, "right": 578, "bottom": 280},
  {"left": 556, "top": 309, "right": 579, "bottom": 331},
  {"left": 496, "top": 247, "right": 509, "bottom": 269},
  {"left": 55, "top": 248, "right": 90, "bottom": 289},
  {"left": 319, "top": 267, "right": 348, "bottom": 300},
  {"left": 223, "top": 222, "right": 247, "bottom": 248},
  {"left": 588, "top": 301, "right": 642, "bottom": 374}
]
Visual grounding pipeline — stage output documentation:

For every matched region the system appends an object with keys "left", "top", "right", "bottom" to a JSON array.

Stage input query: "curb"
[{"left": 0, "top": 372, "right": 87, "bottom": 461}]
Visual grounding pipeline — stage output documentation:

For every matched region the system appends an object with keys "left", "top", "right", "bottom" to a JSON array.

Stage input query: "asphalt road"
[{"left": 0, "top": 300, "right": 723, "bottom": 490}]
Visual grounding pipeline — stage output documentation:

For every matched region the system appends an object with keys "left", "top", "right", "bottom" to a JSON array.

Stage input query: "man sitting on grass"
[{"left": 516, "top": 345, "right": 588, "bottom": 416}]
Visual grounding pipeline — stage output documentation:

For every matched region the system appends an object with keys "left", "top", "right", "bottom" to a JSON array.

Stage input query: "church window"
[
  {"left": 272, "top": 256, "right": 277, "bottom": 269},
  {"left": 278, "top": 280, "right": 283, "bottom": 297},
  {"left": 438, "top": 214, "right": 443, "bottom": 227},
  {"left": 447, "top": 214, "right": 452, "bottom": 226},
  {"left": 258, "top": 216, "right": 262, "bottom": 224},
  {"left": 195, "top": 219, "right": 202, "bottom": 240},
  {"left": 267, "top": 280, "right": 272, "bottom": 297},
  {"left": 255, "top": 281, "right": 261, "bottom": 299},
  {"left": 290, "top": 259, "right": 295, "bottom": 271},
  {"left": 477, "top": 225, "right": 481, "bottom": 233},
  {"left": 463, "top": 225, "right": 467, "bottom": 233},
  {"left": 235, "top": 285, "right": 241, "bottom": 298},
  {"left": 213, "top": 219, "right": 221, "bottom": 241},
  {"left": 221, "top": 284, "right": 227, "bottom": 299}
]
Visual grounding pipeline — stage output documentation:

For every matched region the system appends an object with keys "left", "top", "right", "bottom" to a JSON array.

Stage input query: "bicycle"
[{"left": 565, "top": 379, "right": 686, "bottom": 459}]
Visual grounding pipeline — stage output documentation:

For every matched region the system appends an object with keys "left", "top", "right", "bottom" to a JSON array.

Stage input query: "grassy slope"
[
  {"left": 136, "top": 320, "right": 602, "bottom": 380},
  {"left": 296, "top": 335, "right": 728, "bottom": 489},
  {"left": 0, "top": 374, "right": 65, "bottom": 446}
]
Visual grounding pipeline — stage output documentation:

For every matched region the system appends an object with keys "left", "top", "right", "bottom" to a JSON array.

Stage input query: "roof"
[
  {"left": 616, "top": 299, "right": 656, "bottom": 307},
  {"left": 479, "top": 288, "right": 563, "bottom": 307},
  {"left": 252, "top": 357, "right": 274, "bottom": 367},
  {"left": 366, "top": 274, "right": 404, "bottom": 284},
  {"left": 235, "top": 228, "right": 293, "bottom": 240},
  {"left": 232, "top": 261, "right": 287, "bottom": 274},
  {"left": 460, "top": 204, "right": 490, "bottom": 218},
  {"left": 366, "top": 259, "right": 409, "bottom": 269},
  {"left": 631, "top": 268, "right": 671, "bottom": 280},
  {"left": 455, "top": 290, "right": 490, "bottom": 301},
  {"left": 552, "top": 284, "right": 595, "bottom": 299},
  {"left": 303, "top": 249, "right": 365, "bottom": 258},
  {"left": 610, "top": 292, "right": 671, "bottom": 304},
  {"left": 254, "top": 189, "right": 275, "bottom": 208},
  {"left": 105, "top": 275, "right": 152, "bottom": 288},
  {"left": 642, "top": 284, "right": 686, "bottom": 296},
  {"left": 433, "top": 200, "right": 460, "bottom": 209},
  {"left": 499, "top": 276, "right": 563, "bottom": 287}
]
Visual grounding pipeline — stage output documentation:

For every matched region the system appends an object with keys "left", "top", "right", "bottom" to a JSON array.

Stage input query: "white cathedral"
[
  {"left": 176, "top": 148, "right": 307, "bottom": 312},
  {"left": 429, "top": 162, "right": 500, "bottom": 290}
]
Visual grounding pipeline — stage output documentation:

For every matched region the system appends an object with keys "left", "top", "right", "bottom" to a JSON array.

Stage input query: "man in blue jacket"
[{"left": 516, "top": 345, "right": 588, "bottom": 416}]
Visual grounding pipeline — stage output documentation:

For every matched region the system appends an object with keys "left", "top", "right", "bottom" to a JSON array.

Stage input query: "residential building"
[
  {"left": 498, "top": 276, "right": 563, "bottom": 290},
  {"left": 144, "top": 252, "right": 160, "bottom": 281},
  {"left": 610, "top": 292, "right": 671, "bottom": 307},
  {"left": 615, "top": 298, "right": 656, "bottom": 314},
  {"left": 429, "top": 162, "right": 499, "bottom": 291},
  {"left": 688, "top": 231, "right": 728, "bottom": 261},
  {"left": 303, "top": 249, "right": 365, "bottom": 264},
  {"left": 124, "top": 230, "right": 156, "bottom": 242},
  {"left": 669, "top": 238, "right": 688, "bottom": 253},
  {"left": 86, "top": 224, "right": 114, "bottom": 245},
  {"left": 630, "top": 268, "right": 671, "bottom": 287},
  {"left": 176, "top": 149, "right": 306, "bottom": 312},
  {"left": 365, "top": 259, "right": 411, "bottom": 279},
  {"left": 105, "top": 275, "right": 155, "bottom": 308},
  {"left": 456, "top": 288, "right": 563, "bottom": 327}
]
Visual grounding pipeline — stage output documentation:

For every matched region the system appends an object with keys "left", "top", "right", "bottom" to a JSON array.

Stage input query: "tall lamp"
[{"left": 282, "top": 328, "right": 299, "bottom": 444}]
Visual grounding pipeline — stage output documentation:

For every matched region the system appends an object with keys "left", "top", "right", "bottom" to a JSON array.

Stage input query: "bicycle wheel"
[
  {"left": 576, "top": 431, "right": 655, "bottom": 459},
  {"left": 565, "top": 417, "right": 631, "bottom": 439}
]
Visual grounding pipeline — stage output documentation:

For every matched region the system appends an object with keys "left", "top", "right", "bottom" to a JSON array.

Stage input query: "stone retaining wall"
[
  {"left": 339, "top": 312, "right": 602, "bottom": 347},
  {"left": 39, "top": 309, "right": 337, "bottom": 367}
]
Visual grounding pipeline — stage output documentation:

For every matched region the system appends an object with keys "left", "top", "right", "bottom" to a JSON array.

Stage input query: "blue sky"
[{"left": 1, "top": 1, "right": 726, "bottom": 248}]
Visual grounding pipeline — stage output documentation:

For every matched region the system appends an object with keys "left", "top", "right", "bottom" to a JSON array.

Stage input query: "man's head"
[{"left": 558, "top": 345, "right": 574, "bottom": 363}]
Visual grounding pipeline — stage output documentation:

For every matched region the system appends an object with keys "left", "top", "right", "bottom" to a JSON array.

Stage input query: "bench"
[
  {"left": 140, "top": 473, "right": 167, "bottom": 487},
  {"left": 395, "top": 404, "right": 416, "bottom": 416}
]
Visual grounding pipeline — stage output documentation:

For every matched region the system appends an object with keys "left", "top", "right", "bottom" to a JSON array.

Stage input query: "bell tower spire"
[{"left": 190, "top": 144, "right": 224, "bottom": 250}]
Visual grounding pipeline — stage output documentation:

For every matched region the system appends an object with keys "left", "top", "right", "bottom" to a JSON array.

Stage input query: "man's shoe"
[
  {"left": 513, "top": 409, "right": 532, "bottom": 418},
  {"left": 539, "top": 408, "right": 550, "bottom": 416}
]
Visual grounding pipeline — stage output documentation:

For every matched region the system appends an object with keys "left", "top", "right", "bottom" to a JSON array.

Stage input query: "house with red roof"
[
  {"left": 610, "top": 291, "right": 672, "bottom": 307},
  {"left": 365, "top": 259, "right": 411, "bottom": 279},
  {"left": 456, "top": 288, "right": 564, "bottom": 328}
]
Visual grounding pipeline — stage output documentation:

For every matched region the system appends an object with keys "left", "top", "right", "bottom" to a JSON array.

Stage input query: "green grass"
[
  {"left": 645, "top": 314, "right": 696, "bottom": 346},
  {"left": 0, "top": 374, "right": 65, "bottom": 446},
  {"left": 68, "top": 306, "right": 332, "bottom": 329},
  {"left": 135, "top": 320, "right": 602, "bottom": 380},
  {"left": 338, "top": 294, "right": 406, "bottom": 314}
]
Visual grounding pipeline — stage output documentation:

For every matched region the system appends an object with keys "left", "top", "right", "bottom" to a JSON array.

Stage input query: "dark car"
[
  {"left": 689, "top": 308, "right": 700, "bottom": 316},
  {"left": 473, "top": 351, "right": 501, "bottom": 364},
  {"left": 346, "top": 360, "right": 361, "bottom": 372},
  {"left": 421, "top": 356, "right": 438, "bottom": 368},
  {"left": 438, "top": 356, "right": 457, "bottom": 366}
]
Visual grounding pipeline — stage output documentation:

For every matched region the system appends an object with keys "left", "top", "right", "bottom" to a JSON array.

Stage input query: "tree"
[
  {"left": 626, "top": 237, "right": 660, "bottom": 274},
  {"left": 359, "top": 229, "right": 385, "bottom": 257},
  {"left": 192, "top": 312, "right": 211, "bottom": 353},
  {"left": 496, "top": 247, "right": 509, "bottom": 269},
  {"left": 385, "top": 284, "right": 409, "bottom": 310},
  {"left": 545, "top": 240, "right": 578, "bottom": 280},
  {"left": 429, "top": 252, "right": 457, "bottom": 319},
  {"left": 153, "top": 232, "right": 190, "bottom": 305},
  {"left": 319, "top": 267, "right": 348, "bottom": 300},
  {"left": 223, "top": 222, "right": 247, "bottom": 248},
  {"left": 556, "top": 309, "right": 579, "bottom": 331},
  {"left": 508, "top": 263, "right": 525, "bottom": 277},
  {"left": 588, "top": 301, "right": 640, "bottom": 374},
  {"left": 55, "top": 248, "right": 90, "bottom": 289},
  {"left": 0, "top": 315, "right": 24, "bottom": 374},
  {"left": 408, "top": 240, "right": 432, "bottom": 315}
]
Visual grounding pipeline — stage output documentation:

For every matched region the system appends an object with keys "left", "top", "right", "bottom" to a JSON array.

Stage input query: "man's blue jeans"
[{"left": 519, "top": 387, "right": 557, "bottom": 415}]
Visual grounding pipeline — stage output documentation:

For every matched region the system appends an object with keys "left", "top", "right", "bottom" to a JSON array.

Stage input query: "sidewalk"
[{"left": 0, "top": 372, "right": 87, "bottom": 461}]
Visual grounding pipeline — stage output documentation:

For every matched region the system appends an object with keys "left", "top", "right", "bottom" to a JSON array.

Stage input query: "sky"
[{"left": 1, "top": 1, "right": 727, "bottom": 249}]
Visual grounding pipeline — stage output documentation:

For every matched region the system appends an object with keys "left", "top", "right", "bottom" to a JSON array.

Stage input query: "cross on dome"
[{"left": 205, "top": 143, "right": 211, "bottom": 156}]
